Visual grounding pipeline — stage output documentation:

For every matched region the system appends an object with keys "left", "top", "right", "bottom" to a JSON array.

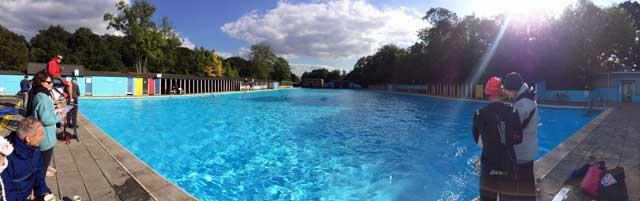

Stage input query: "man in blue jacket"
[
  {"left": 19, "top": 75, "right": 30, "bottom": 110},
  {"left": 0, "top": 117, "right": 52, "bottom": 200}
]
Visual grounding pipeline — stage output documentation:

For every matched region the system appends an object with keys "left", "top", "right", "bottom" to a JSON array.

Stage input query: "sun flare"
[{"left": 474, "top": 0, "right": 575, "bottom": 17}]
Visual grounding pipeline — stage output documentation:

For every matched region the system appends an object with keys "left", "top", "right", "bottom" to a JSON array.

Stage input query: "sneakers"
[
  {"left": 46, "top": 170, "right": 55, "bottom": 177},
  {"left": 46, "top": 166, "right": 57, "bottom": 177}
]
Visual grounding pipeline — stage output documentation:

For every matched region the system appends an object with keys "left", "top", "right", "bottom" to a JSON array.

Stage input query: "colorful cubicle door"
[
  {"left": 127, "top": 77, "right": 133, "bottom": 95},
  {"left": 85, "top": 77, "right": 92, "bottom": 96},
  {"left": 154, "top": 78, "right": 160, "bottom": 95},
  {"left": 135, "top": 78, "right": 143, "bottom": 96},
  {"left": 148, "top": 78, "right": 155, "bottom": 95}
]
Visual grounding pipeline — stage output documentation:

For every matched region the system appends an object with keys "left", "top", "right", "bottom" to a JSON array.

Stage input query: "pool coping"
[
  {"left": 78, "top": 88, "right": 296, "bottom": 99},
  {"left": 533, "top": 107, "right": 614, "bottom": 180},
  {"left": 78, "top": 113, "right": 199, "bottom": 201},
  {"left": 377, "top": 90, "right": 610, "bottom": 110}
]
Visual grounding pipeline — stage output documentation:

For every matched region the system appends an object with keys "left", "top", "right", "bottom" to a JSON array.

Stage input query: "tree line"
[
  {"left": 0, "top": 0, "right": 293, "bottom": 82},
  {"left": 346, "top": 0, "right": 640, "bottom": 89}
]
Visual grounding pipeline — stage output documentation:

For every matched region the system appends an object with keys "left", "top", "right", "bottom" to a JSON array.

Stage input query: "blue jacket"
[
  {"left": 19, "top": 80, "right": 30, "bottom": 92},
  {"left": 31, "top": 93, "right": 61, "bottom": 151},
  {"left": 0, "top": 134, "right": 51, "bottom": 201}
]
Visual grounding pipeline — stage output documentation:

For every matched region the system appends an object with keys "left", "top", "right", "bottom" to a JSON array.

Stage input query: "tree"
[
  {"left": 68, "top": 27, "right": 108, "bottom": 70},
  {"left": 156, "top": 16, "right": 182, "bottom": 73},
  {"left": 0, "top": 25, "right": 29, "bottom": 71},
  {"left": 174, "top": 47, "right": 197, "bottom": 74},
  {"left": 271, "top": 57, "right": 291, "bottom": 82},
  {"left": 290, "top": 72, "right": 300, "bottom": 82},
  {"left": 29, "top": 25, "right": 73, "bottom": 63},
  {"left": 249, "top": 44, "right": 277, "bottom": 79},
  {"left": 193, "top": 47, "right": 213, "bottom": 76},
  {"left": 226, "top": 57, "right": 251, "bottom": 77},
  {"left": 202, "top": 53, "right": 224, "bottom": 78},
  {"left": 222, "top": 59, "right": 239, "bottom": 78},
  {"left": 104, "top": 0, "right": 166, "bottom": 73}
]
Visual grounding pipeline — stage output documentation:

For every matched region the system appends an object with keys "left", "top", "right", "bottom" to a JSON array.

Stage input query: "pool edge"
[
  {"left": 79, "top": 88, "right": 298, "bottom": 100},
  {"left": 78, "top": 113, "right": 199, "bottom": 201},
  {"left": 375, "top": 90, "right": 609, "bottom": 110},
  {"left": 533, "top": 107, "right": 614, "bottom": 180}
]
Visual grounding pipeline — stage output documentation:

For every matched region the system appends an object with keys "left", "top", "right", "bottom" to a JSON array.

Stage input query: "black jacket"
[{"left": 473, "top": 102, "right": 523, "bottom": 195}]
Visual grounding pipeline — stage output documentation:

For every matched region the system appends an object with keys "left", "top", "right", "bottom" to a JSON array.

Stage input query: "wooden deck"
[
  {"left": 0, "top": 97, "right": 196, "bottom": 201},
  {"left": 536, "top": 104, "right": 640, "bottom": 200}
]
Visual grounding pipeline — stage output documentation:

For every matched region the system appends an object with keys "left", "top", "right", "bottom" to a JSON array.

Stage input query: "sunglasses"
[{"left": 44, "top": 81, "right": 52, "bottom": 84}]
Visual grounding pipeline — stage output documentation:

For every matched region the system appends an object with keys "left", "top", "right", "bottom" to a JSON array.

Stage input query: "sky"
[{"left": 0, "top": 0, "right": 623, "bottom": 75}]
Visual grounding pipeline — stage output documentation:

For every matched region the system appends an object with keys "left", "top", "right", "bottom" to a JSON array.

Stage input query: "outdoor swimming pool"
[{"left": 81, "top": 89, "right": 599, "bottom": 200}]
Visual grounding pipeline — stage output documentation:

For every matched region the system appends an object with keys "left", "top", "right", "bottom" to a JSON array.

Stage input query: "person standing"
[
  {"left": 47, "top": 54, "right": 73, "bottom": 103},
  {"left": 503, "top": 72, "right": 538, "bottom": 198},
  {"left": 19, "top": 75, "right": 30, "bottom": 110},
  {"left": 26, "top": 71, "right": 65, "bottom": 177},
  {"left": 68, "top": 77, "right": 80, "bottom": 128},
  {"left": 473, "top": 77, "right": 523, "bottom": 200}
]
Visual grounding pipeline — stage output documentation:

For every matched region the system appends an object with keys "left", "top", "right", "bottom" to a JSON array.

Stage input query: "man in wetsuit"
[
  {"left": 473, "top": 77, "right": 523, "bottom": 200},
  {"left": 47, "top": 54, "right": 73, "bottom": 103}
]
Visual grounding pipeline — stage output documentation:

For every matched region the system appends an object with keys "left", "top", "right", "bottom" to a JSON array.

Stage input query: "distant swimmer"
[{"left": 321, "top": 97, "right": 327, "bottom": 101}]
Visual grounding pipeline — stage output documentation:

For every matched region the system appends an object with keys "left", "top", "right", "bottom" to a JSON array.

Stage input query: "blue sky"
[
  {"left": 0, "top": 0, "right": 622, "bottom": 75},
  {"left": 148, "top": 0, "right": 622, "bottom": 75}
]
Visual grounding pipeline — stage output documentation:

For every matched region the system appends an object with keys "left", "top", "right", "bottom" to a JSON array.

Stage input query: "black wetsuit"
[{"left": 473, "top": 102, "right": 523, "bottom": 200}]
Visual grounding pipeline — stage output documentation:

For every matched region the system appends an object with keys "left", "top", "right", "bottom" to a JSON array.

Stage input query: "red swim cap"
[{"left": 484, "top": 77, "right": 503, "bottom": 96}]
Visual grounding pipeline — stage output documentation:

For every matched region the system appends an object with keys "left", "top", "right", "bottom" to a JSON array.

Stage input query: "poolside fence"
[
  {"left": 0, "top": 71, "right": 280, "bottom": 97},
  {"left": 369, "top": 83, "right": 485, "bottom": 99}
]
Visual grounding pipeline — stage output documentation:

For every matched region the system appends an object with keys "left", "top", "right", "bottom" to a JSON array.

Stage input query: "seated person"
[
  {"left": 0, "top": 117, "right": 53, "bottom": 200},
  {"left": 47, "top": 54, "right": 73, "bottom": 102}
]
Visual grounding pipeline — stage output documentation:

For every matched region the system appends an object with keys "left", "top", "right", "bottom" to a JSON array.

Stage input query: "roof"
[
  {"left": 17, "top": 62, "right": 270, "bottom": 81},
  {"left": 27, "top": 62, "right": 86, "bottom": 76}
]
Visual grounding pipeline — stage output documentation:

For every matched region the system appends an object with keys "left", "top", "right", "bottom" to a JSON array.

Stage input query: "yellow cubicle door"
[{"left": 135, "top": 78, "right": 143, "bottom": 96}]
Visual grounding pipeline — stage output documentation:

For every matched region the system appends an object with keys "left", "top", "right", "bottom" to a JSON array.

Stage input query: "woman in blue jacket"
[{"left": 26, "top": 71, "right": 65, "bottom": 177}]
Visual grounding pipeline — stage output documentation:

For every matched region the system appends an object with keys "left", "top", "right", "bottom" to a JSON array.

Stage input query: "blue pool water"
[{"left": 81, "top": 89, "right": 599, "bottom": 200}]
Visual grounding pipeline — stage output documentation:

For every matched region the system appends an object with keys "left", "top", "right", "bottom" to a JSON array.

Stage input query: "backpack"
[
  {"left": 581, "top": 162, "right": 605, "bottom": 197},
  {"left": 600, "top": 166, "right": 628, "bottom": 201},
  {"left": 515, "top": 87, "right": 537, "bottom": 129}
]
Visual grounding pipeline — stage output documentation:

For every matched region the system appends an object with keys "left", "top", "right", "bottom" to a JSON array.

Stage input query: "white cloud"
[
  {"left": 221, "top": 0, "right": 427, "bottom": 60},
  {"left": 215, "top": 47, "right": 251, "bottom": 59},
  {"left": 177, "top": 33, "right": 196, "bottom": 49},
  {"left": 290, "top": 63, "right": 340, "bottom": 76},
  {"left": 0, "top": 0, "right": 128, "bottom": 39},
  {"left": 216, "top": 51, "right": 234, "bottom": 59}
]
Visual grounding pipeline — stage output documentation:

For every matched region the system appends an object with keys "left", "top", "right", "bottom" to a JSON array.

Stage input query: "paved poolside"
[{"left": 535, "top": 104, "right": 640, "bottom": 200}]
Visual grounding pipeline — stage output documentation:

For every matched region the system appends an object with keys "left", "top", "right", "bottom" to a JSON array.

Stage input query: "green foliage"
[
  {"left": 290, "top": 73, "right": 300, "bottom": 82},
  {"left": 301, "top": 68, "right": 343, "bottom": 81},
  {"left": 271, "top": 57, "right": 291, "bottom": 82},
  {"left": 226, "top": 57, "right": 251, "bottom": 77},
  {"left": 348, "top": 1, "right": 638, "bottom": 89},
  {"left": 0, "top": 0, "right": 293, "bottom": 80},
  {"left": 0, "top": 25, "right": 29, "bottom": 71},
  {"left": 250, "top": 44, "right": 277, "bottom": 79},
  {"left": 29, "top": 25, "right": 73, "bottom": 63},
  {"left": 104, "top": 0, "right": 163, "bottom": 73}
]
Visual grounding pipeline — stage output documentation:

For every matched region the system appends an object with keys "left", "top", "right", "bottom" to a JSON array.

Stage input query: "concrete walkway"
[{"left": 536, "top": 104, "right": 640, "bottom": 200}]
